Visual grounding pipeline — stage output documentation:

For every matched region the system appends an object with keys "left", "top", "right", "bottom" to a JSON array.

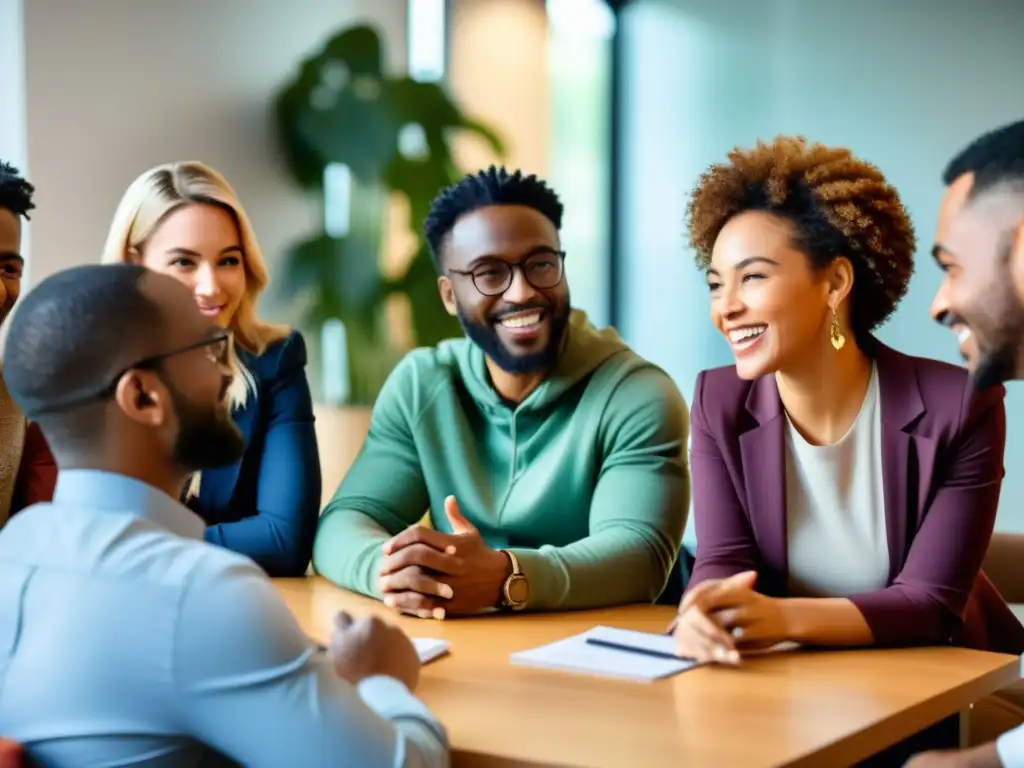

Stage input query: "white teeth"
[
  {"left": 956, "top": 327, "right": 972, "bottom": 344},
  {"left": 500, "top": 313, "right": 542, "bottom": 329},
  {"left": 728, "top": 325, "right": 766, "bottom": 343}
]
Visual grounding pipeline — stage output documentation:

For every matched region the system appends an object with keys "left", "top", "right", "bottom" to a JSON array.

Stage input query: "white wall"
[
  {"left": 0, "top": 0, "right": 27, "bottom": 171},
  {"left": 20, "top": 0, "right": 407, "bottom": 304},
  {"left": 618, "top": 0, "right": 1024, "bottom": 532}
]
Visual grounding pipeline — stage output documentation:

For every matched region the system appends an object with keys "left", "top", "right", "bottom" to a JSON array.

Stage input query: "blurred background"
[{"left": 1, "top": 0, "right": 1023, "bottom": 543}]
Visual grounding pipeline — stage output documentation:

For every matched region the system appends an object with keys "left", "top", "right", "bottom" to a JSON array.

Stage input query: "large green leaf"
[
  {"left": 275, "top": 23, "right": 505, "bottom": 403},
  {"left": 399, "top": 244, "right": 463, "bottom": 348}
]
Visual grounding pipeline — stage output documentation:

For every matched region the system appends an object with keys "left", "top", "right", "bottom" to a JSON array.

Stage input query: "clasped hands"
[
  {"left": 672, "top": 570, "right": 788, "bottom": 665},
  {"left": 377, "top": 496, "right": 511, "bottom": 619}
]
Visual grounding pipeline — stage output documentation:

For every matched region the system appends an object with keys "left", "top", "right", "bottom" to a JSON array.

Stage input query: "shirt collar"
[{"left": 53, "top": 469, "right": 206, "bottom": 540}]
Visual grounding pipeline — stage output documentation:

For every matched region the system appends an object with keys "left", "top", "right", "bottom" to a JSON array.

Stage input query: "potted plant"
[{"left": 275, "top": 25, "right": 505, "bottom": 498}]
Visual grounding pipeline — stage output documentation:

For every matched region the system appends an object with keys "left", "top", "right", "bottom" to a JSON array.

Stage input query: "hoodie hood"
[{"left": 453, "top": 309, "right": 629, "bottom": 412}]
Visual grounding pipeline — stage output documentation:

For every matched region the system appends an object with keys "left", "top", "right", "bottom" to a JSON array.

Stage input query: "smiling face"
[
  {"left": 930, "top": 172, "right": 1024, "bottom": 388},
  {"left": 137, "top": 203, "right": 246, "bottom": 328},
  {"left": 437, "top": 204, "right": 570, "bottom": 374},
  {"left": 0, "top": 208, "right": 24, "bottom": 326},
  {"left": 707, "top": 210, "right": 849, "bottom": 380}
]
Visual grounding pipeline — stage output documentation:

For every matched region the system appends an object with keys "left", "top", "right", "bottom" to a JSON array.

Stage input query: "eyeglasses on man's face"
[
  {"left": 100, "top": 328, "right": 234, "bottom": 399},
  {"left": 448, "top": 250, "right": 566, "bottom": 297},
  {"left": 32, "top": 329, "right": 234, "bottom": 415}
]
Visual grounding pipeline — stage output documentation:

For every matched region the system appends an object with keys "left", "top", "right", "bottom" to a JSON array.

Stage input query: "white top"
[
  {"left": 0, "top": 469, "right": 448, "bottom": 768},
  {"left": 785, "top": 365, "right": 890, "bottom": 598}
]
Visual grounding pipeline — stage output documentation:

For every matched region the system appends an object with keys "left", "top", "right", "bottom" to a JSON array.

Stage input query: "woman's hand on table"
[{"left": 673, "top": 571, "right": 791, "bottom": 663}]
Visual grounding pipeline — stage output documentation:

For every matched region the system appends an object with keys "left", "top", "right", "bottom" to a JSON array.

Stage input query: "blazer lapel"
[
  {"left": 876, "top": 343, "right": 930, "bottom": 581},
  {"left": 739, "top": 376, "right": 788, "bottom": 580}
]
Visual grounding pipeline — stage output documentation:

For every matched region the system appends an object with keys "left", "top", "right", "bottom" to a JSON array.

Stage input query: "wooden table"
[{"left": 275, "top": 577, "right": 1020, "bottom": 768}]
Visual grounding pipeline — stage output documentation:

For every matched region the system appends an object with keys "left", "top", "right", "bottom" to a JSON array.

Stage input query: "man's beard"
[
  {"left": 973, "top": 326, "right": 1024, "bottom": 389},
  {"left": 972, "top": 241, "right": 1024, "bottom": 389},
  {"left": 458, "top": 298, "right": 571, "bottom": 375},
  {"left": 168, "top": 384, "right": 246, "bottom": 471}
]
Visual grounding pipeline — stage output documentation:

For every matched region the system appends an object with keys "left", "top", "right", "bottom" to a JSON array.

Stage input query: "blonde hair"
[{"left": 102, "top": 161, "right": 290, "bottom": 497}]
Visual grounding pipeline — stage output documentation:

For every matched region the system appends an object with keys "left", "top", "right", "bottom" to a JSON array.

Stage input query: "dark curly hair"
[
  {"left": 686, "top": 136, "right": 916, "bottom": 343},
  {"left": 424, "top": 166, "right": 563, "bottom": 270},
  {"left": 0, "top": 161, "right": 35, "bottom": 220}
]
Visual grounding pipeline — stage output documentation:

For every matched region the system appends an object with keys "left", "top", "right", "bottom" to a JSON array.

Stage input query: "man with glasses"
[
  {"left": 0, "top": 264, "right": 448, "bottom": 767},
  {"left": 314, "top": 166, "right": 689, "bottom": 617}
]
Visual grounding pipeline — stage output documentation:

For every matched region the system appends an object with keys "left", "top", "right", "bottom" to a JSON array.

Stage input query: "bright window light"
[
  {"left": 408, "top": 0, "right": 446, "bottom": 82},
  {"left": 546, "top": 0, "right": 616, "bottom": 41}
]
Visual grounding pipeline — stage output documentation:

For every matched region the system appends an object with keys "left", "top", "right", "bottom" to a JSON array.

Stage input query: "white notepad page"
[
  {"left": 510, "top": 626, "right": 699, "bottom": 683},
  {"left": 413, "top": 637, "right": 450, "bottom": 664},
  {"left": 314, "top": 637, "right": 449, "bottom": 665}
]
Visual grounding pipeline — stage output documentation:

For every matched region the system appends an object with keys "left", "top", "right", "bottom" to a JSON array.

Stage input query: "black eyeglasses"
[
  {"left": 448, "top": 250, "right": 566, "bottom": 297},
  {"left": 33, "top": 329, "right": 234, "bottom": 415}
]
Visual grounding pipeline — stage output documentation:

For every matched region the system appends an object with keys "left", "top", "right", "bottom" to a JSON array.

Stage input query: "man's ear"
[
  {"left": 438, "top": 276, "right": 457, "bottom": 317},
  {"left": 113, "top": 371, "right": 167, "bottom": 428},
  {"left": 1009, "top": 221, "right": 1024, "bottom": 306}
]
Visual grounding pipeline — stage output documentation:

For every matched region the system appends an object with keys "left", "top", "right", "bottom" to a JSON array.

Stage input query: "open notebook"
[
  {"left": 412, "top": 637, "right": 450, "bottom": 664},
  {"left": 510, "top": 626, "right": 699, "bottom": 683},
  {"left": 314, "top": 637, "right": 450, "bottom": 665}
]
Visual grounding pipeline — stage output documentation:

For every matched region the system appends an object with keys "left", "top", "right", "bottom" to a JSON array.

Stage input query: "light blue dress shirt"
[
  {"left": 0, "top": 469, "right": 449, "bottom": 767},
  {"left": 999, "top": 724, "right": 1024, "bottom": 767}
]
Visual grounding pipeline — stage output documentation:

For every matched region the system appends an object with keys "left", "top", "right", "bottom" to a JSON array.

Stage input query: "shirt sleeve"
[
  {"left": 313, "top": 356, "right": 430, "bottom": 596},
  {"left": 998, "top": 723, "right": 1024, "bottom": 767},
  {"left": 174, "top": 560, "right": 449, "bottom": 768},
  {"left": 510, "top": 367, "right": 690, "bottom": 609}
]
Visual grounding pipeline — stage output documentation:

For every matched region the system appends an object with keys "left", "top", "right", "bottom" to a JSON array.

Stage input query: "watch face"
[{"left": 507, "top": 575, "right": 530, "bottom": 605}]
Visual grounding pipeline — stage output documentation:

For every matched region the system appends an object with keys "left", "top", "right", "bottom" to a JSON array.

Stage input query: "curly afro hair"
[{"left": 686, "top": 136, "right": 916, "bottom": 342}]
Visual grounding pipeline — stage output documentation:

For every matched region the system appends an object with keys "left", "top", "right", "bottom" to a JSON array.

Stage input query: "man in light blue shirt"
[
  {"left": 909, "top": 120, "right": 1024, "bottom": 768},
  {"left": 0, "top": 264, "right": 449, "bottom": 767}
]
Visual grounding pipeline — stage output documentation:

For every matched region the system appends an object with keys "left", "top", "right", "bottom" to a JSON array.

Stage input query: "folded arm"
[
  {"left": 313, "top": 357, "right": 430, "bottom": 596},
  {"left": 511, "top": 368, "right": 690, "bottom": 610},
  {"left": 204, "top": 334, "right": 322, "bottom": 577},
  {"left": 176, "top": 563, "right": 448, "bottom": 768}
]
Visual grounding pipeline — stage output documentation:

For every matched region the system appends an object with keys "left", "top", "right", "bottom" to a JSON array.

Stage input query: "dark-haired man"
[
  {"left": 0, "top": 160, "right": 55, "bottom": 523},
  {"left": 0, "top": 264, "right": 448, "bottom": 767},
  {"left": 314, "top": 166, "right": 689, "bottom": 617},
  {"left": 909, "top": 119, "right": 1024, "bottom": 768}
]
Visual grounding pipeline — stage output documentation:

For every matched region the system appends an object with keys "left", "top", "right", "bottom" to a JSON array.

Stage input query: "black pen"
[{"left": 585, "top": 637, "right": 695, "bottom": 662}]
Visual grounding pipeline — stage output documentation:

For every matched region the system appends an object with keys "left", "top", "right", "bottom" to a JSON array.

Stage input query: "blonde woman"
[{"left": 101, "top": 161, "right": 321, "bottom": 576}]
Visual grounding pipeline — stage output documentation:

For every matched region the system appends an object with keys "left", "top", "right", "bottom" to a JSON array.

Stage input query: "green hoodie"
[{"left": 313, "top": 310, "right": 690, "bottom": 610}]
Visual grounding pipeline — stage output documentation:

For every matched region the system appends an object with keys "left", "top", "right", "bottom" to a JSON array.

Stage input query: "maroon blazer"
[
  {"left": 10, "top": 422, "right": 56, "bottom": 514},
  {"left": 687, "top": 341, "right": 1024, "bottom": 654}
]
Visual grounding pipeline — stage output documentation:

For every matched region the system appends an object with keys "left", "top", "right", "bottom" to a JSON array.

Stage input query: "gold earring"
[{"left": 830, "top": 310, "right": 846, "bottom": 351}]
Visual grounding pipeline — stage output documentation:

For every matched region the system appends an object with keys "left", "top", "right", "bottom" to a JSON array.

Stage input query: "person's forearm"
[
  {"left": 312, "top": 509, "right": 390, "bottom": 596},
  {"left": 780, "top": 598, "right": 874, "bottom": 647},
  {"left": 511, "top": 530, "right": 677, "bottom": 610},
  {"left": 357, "top": 677, "right": 449, "bottom": 768},
  {"left": 205, "top": 517, "right": 312, "bottom": 577}
]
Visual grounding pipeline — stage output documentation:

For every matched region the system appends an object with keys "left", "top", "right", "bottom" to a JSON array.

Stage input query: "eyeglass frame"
[
  {"left": 32, "top": 329, "right": 234, "bottom": 415},
  {"left": 447, "top": 249, "right": 567, "bottom": 297}
]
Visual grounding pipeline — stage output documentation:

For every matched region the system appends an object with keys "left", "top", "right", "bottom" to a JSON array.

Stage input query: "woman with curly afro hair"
[{"left": 674, "top": 137, "right": 1021, "bottom": 665}]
